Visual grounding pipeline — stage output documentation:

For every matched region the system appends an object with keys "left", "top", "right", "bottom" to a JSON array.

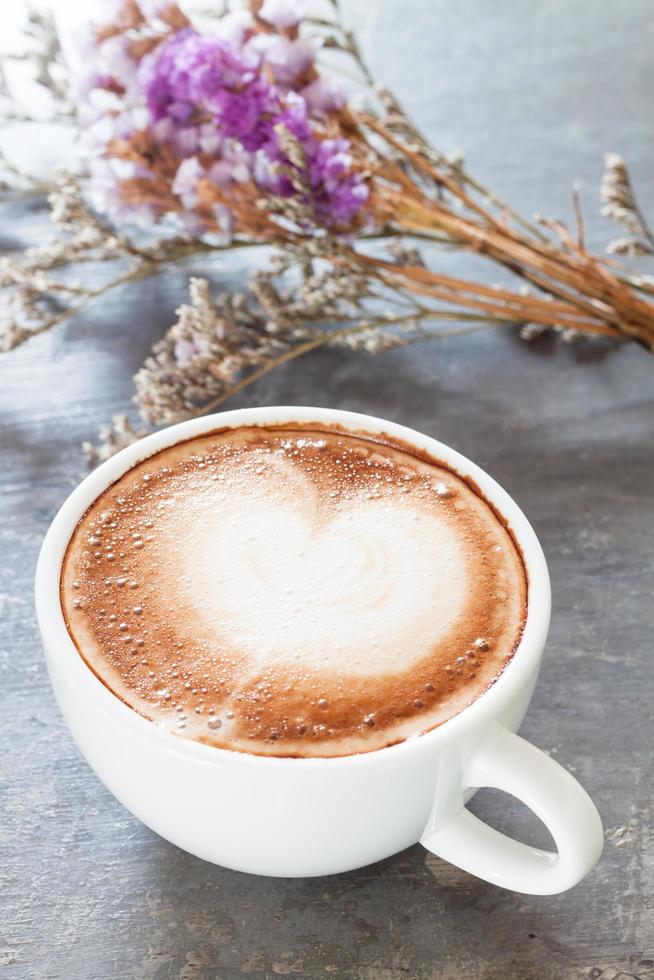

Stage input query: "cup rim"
[{"left": 35, "top": 405, "right": 551, "bottom": 770}]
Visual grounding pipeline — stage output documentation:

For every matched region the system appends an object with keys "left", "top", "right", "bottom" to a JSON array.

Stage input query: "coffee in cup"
[{"left": 61, "top": 423, "right": 527, "bottom": 757}]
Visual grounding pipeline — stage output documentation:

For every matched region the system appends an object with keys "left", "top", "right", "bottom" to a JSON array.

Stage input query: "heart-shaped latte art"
[{"left": 172, "top": 456, "right": 468, "bottom": 677}]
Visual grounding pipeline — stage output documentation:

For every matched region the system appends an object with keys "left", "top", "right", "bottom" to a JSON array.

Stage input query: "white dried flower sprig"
[
  {"left": 0, "top": 150, "right": 54, "bottom": 198},
  {"left": 83, "top": 415, "right": 148, "bottom": 465},
  {"left": 0, "top": 171, "right": 263, "bottom": 352},
  {"left": 134, "top": 276, "right": 289, "bottom": 425},
  {"left": 126, "top": 243, "right": 514, "bottom": 455},
  {"left": 132, "top": 249, "right": 424, "bottom": 427},
  {"left": 0, "top": 175, "right": 146, "bottom": 351},
  {"left": 601, "top": 153, "right": 654, "bottom": 256},
  {"left": 0, "top": 7, "right": 73, "bottom": 121}
]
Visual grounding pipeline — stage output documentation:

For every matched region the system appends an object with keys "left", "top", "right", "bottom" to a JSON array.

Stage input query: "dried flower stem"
[
  {"left": 360, "top": 118, "right": 654, "bottom": 347},
  {"left": 328, "top": 2, "right": 548, "bottom": 243},
  {"left": 187, "top": 310, "right": 514, "bottom": 419}
]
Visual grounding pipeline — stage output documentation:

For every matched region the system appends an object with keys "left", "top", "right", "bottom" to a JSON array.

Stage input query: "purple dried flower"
[
  {"left": 77, "top": 32, "right": 140, "bottom": 101},
  {"left": 252, "top": 94, "right": 311, "bottom": 194},
  {"left": 258, "top": 0, "right": 306, "bottom": 31},
  {"left": 276, "top": 91, "right": 313, "bottom": 142},
  {"left": 213, "top": 9, "right": 255, "bottom": 44},
  {"left": 255, "top": 97, "right": 369, "bottom": 229},
  {"left": 248, "top": 34, "right": 317, "bottom": 87},
  {"left": 170, "top": 156, "right": 240, "bottom": 242},
  {"left": 172, "top": 157, "right": 204, "bottom": 209},
  {"left": 307, "top": 137, "right": 370, "bottom": 227},
  {"left": 140, "top": 29, "right": 279, "bottom": 151},
  {"left": 207, "top": 146, "right": 250, "bottom": 188},
  {"left": 87, "top": 158, "right": 157, "bottom": 227},
  {"left": 75, "top": 0, "right": 368, "bottom": 235},
  {"left": 301, "top": 76, "right": 346, "bottom": 113}
]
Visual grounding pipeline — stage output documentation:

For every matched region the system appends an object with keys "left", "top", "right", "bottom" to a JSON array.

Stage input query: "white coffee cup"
[{"left": 35, "top": 406, "right": 603, "bottom": 893}]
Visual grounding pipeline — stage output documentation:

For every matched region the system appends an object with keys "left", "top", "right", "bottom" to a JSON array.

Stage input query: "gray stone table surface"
[{"left": 1, "top": 1, "right": 654, "bottom": 977}]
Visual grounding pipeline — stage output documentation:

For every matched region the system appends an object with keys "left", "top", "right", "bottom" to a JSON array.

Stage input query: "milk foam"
[
  {"left": 61, "top": 425, "right": 528, "bottom": 757},
  {"left": 174, "top": 458, "right": 468, "bottom": 675}
]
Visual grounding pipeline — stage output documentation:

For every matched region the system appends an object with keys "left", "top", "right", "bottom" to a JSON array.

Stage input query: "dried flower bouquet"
[{"left": 1, "top": 0, "right": 653, "bottom": 458}]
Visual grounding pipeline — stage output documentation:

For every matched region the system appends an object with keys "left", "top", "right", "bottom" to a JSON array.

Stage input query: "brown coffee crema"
[{"left": 61, "top": 424, "right": 528, "bottom": 757}]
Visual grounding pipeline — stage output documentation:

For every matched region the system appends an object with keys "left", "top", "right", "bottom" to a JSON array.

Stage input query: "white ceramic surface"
[{"left": 35, "top": 407, "right": 603, "bottom": 893}]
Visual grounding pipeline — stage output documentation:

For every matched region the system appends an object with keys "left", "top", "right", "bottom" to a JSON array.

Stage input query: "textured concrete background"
[{"left": 1, "top": 1, "right": 653, "bottom": 978}]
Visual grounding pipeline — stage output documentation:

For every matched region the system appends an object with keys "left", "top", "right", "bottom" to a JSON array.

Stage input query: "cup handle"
[{"left": 420, "top": 728, "right": 603, "bottom": 894}]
